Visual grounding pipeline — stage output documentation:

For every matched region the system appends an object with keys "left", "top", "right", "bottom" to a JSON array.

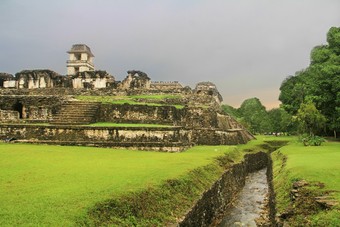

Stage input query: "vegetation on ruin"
[
  {"left": 272, "top": 140, "right": 340, "bottom": 226},
  {"left": 0, "top": 142, "right": 245, "bottom": 226},
  {"left": 76, "top": 95, "right": 185, "bottom": 109}
]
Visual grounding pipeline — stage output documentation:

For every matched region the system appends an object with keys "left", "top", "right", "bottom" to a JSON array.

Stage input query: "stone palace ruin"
[{"left": 0, "top": 44, "right": 253, "bottom": 151}]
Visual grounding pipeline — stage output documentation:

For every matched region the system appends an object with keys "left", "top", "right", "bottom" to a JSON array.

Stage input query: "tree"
[
  {"left": 238, "top": 98, "right": 270, "bottom": 134},
  {"left": 221, "top": 104, "right": 240, "bottom": 119},
  {"left": 279, "top": 27, "right": 340, "bottom": 137},
  {"left": 268, "top": 108, "right": 294, "bottom": 134},
  {"left": 296, "top": 101, "right": 326, "bottom": 136}
]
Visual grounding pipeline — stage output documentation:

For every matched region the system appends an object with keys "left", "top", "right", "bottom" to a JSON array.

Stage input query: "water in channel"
[{"left": 219, "top": 168, "right": 269, "bottom": 227}]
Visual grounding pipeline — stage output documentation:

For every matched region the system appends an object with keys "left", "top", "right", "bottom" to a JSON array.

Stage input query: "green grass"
[
  {"left": 0, "top": 143, "right": 238, "bottom": 226},
  {"left": 272, "top": 139, "right": 340, "bottom": 226},
  {"left": 5, "top": 136, "right": 337, "bottom": 226},
  {"left": 130, "top": 94, "right": 182, "bottom": 100},
  {"left": 88, "top": 122, "right": 174, "bottom": 128}
]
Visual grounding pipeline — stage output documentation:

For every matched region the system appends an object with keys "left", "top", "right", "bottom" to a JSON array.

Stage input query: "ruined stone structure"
[
  {"left": 0, "top": 110, "right": 19, "bottom": 123},
  {"left": 0, "top": 73, "right": 15, "bottom": 88},
  {"left": 150, "top": 81, "right": 183, "bottom": 90},
  {"left": 194, "top": 81, "right": 223, "bottom": 105},
  {"left": 16, "top": 70, "right": 65, "bottom": 89},
  {"left": 70, "top": 70, "right": 115, "bottom": 89},
  {"left": 0, "top": 44, "right": 254, "bottom": 151},
  {"left": 67, "top": 44, "right": 94, "bottom": 75},
  {"left": 118, "top": 70, "right": 151, "bottom": 90},
  {"left": 0, "top": 95, "right": 254, "bottom": 151}
]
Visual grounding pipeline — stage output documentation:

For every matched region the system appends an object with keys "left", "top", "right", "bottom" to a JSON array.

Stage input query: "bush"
[{"left": 301, "top": 135, "right": 326, "bottom": 146}]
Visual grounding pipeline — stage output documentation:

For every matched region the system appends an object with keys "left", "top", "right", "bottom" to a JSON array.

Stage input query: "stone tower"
[{"left": 66, "top": 44, "right": 94, "bottom": 75}]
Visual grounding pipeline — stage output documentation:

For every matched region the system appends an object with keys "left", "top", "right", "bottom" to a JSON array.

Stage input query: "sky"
[{"left": 0, "top": 0, "right": 339, "bottom": 109}]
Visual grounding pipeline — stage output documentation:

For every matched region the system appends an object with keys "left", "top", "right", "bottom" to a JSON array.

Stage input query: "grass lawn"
[
  {"left": 272, "top": 140, "right": 340, "bottom": 226},
  {"left": 0, "top": 143, "right": 238, "bottom": 226}
]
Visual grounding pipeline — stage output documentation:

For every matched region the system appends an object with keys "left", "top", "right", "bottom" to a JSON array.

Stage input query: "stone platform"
[{"left": 0, "top": 124, "right": 252, "bottom": 152}]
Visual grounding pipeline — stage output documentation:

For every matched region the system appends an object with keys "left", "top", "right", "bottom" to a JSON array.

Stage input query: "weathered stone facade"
[
  {"left": 16, "top": 70, "right": 64, "bottom": 89},
  {"left": 70, "top": 70, "right": 115, "bottom": 89},
  {"left": 0, "top": 110, "right": 19, "bottom": 123},
  {"left": 0, "top": 95, "right": 254, "bottom": 150},
  {"left": 118, "top": 70, "right": 151, "bottom": 90},
  {"left": 0, "top": 73, "right": 15, "bottom": 88},
  {"left": 0, "top": 95, "right": 66, "bottom": 122},
  {"left": 67, "top": 44, "right": 95, "bottom": 75},
  {"left": 194, "top": 81, "right": 223, "bottom": 105},
  {"left": 150, "top": 81, "right": 183, "bottom": 90}
]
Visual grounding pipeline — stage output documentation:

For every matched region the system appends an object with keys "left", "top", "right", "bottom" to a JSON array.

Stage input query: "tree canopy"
[
  {"left": 222, "top": 98, "right": 293, "bottom": 135},
  {"left": 279, "top": 27, "right": 340, "bottom": 137}
]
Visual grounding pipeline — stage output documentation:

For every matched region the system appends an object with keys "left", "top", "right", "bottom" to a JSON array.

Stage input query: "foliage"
[
  {"left": 279, "top": 27, "right": 340, "bottom": 137},
  {"left": 221, "top": 104, "right": 240, "bottom": 119},
  {"left": 268, "top": 108, "right": 295, "bottom": 134},
  {"left": 238, "top": 97, "right": 270, "bottom": 134},
  {"left": 300, "top": 134, "right": 326, "bottom": 146},
  {"left": 272, "top": 140, "right": 340, "bottom": 226},
  {"left": 296, "top": 101, "right": 326, "bottom": 136},
  {"left": 222, "top": 99, "right": 295, "bottom": 135}
]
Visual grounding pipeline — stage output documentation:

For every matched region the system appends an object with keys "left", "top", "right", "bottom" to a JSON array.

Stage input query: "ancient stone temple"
[
  {"left": 67, "top": 44, "right": 95, "bottom": 75},
  {"left": 0, "top": 44, "right": 255, "bottom": 151}
]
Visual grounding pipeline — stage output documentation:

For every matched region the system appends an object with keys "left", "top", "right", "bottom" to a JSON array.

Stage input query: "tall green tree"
[
  {"left": 296, "top": 101, "right": 327, "bottom": 136},
  {"left": 238, "top": 98, "right": 270, "bottom": 134},
  {"left": 268, "top": 108, "right": 294, "bottom": 134},
  {"left": 279, "top": 27, "right": 340, "bottom": 137},
  {"left": 221, "top": 104, "right": 239, "bottom": 119}
]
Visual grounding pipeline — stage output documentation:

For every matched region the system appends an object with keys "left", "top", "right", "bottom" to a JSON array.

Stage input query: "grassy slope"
[
  {"left": 0, "top": 143, "right": 238, "bottom": 226},
  {"left": 272, "top": 140, "right": 340, "bottom": 226}
]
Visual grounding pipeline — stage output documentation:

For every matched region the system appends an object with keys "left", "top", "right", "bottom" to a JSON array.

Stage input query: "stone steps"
[{"left": 51, "top": 101, "right": 100, "bottom": 125}]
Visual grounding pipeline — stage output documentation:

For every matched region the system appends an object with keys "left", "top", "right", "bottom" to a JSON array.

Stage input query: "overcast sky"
[{"left": 1, "top": 0, "right": 339, "bottom": 108}]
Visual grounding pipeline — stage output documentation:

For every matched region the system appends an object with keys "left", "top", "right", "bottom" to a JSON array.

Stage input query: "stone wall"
[
  {"left": 178, "top": 152, "right": 269, "bottom": 226},
  {"left": 0, "top": 73, "right": 15, "bottom": 88},
  {"left": 98, "top": 104, "right": 181, "bottom": 125},
  {"left": 15, "top": 70, "right": 64, "bottom": 89},
  {"left": 0, "top": 110, "right": 19, "bottom": 123},
  {"left": 71, "top": 70, "right": 115, "bottom": 89},
  {"left": 150, "top": 81, "right": 183, "bottom": 90},
  {"left": 0, "top": 95, "right": 66, "bottom": 121},
  {"left": 0, "top": 123, "right": 254, "bottom": 151},
  {"left": 192, "top": 129, "right": 254, "bottom": 145},
  {"left": 0, "top": 124, "right": 191, "bottom": 152},
  {"left": 0, "top": 124, "right": 186, "bottom": 141},
  {"left": 118, "top": 71, "right": 151, "bottom": 90}
]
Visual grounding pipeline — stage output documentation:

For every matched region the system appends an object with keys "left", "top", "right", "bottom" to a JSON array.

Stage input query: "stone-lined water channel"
[{"left": 219, "top": 168, "right": 269, "bottom": 226}]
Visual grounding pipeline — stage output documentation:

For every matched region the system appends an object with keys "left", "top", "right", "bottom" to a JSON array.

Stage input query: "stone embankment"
[{"left": 178, "top": 151, "right": 275, "bottom": 226}]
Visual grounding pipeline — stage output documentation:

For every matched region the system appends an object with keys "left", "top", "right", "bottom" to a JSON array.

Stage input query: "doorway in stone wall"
[{"left": 13, "top": 101, "right": 23, "bottom": 119}]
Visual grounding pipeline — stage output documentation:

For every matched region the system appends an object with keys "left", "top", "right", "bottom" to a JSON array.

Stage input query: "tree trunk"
[{"left": 334, "top": 130, "right": 337, "bottom": 139}]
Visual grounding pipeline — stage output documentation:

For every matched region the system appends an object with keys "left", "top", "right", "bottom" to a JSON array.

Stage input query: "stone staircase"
[{"left": 51, "top": 101, "right": 100, "bottom": 125}]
